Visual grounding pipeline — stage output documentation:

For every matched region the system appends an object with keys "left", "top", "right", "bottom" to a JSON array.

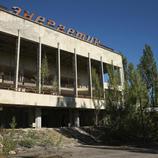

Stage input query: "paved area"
[
  {"left": 1, "top": 144, "right": 157, "bottom": 158},
  {"left": 63, "top": 145, "right": 158, "bottom": 158}
]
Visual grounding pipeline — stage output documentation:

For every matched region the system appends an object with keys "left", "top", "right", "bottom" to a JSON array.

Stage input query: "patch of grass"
[
  {"left": 2, "top": 135, "right": 16, "bottom": 154},
  {"left": 39, "top": 136, "right": 54, "bottom": 147},
  {"left": 9, "top": 116, "right": 17, "bottom": 129},
  {"left": 27, "top": 130, "right": 39, "bottom": 140},
  {"left": 18, "top": 130, "right": 37, "bottom": 148},
  {"left": 55, "top": 135, "right": 63, "bottom": 149},
  {"left": 19, "top": 138, "right": 35, "bottom": 148}
]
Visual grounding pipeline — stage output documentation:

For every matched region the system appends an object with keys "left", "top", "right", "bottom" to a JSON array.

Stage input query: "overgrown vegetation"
[
  {"left": 0, "top": 117, "right": 65, "bottom": 155},
  {"left": 94, "top": 44, "right": 158, "bottom": 144},
  {"left": 92, "top": 68, "right": 104, "bottom": 126},
  {"left": 41, "top": 53, "right": 49, "bottom": 88},
  {"left": 0, "top": 117, "right": 17, "bottom": 154}
]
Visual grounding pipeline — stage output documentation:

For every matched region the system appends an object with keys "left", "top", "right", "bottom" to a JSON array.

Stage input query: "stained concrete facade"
[{"left": 0, "top": 8, "right": 124, "bottom": 128}]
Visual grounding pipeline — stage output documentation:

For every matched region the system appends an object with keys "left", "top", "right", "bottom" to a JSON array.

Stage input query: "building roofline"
[{"left": 0, "top": 6, "right": 121, "bottom": 57}]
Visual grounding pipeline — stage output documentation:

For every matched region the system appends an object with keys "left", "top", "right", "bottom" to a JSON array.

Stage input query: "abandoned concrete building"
[{"left": 0, "top": 6, "right": 124, "bottom": 128}]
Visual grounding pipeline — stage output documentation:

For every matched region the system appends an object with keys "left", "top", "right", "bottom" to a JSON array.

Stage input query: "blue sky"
[{"left": 0, "top": 0, "right": 157, "bottom": 66}]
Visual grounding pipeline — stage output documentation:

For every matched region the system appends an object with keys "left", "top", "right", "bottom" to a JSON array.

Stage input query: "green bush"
[
  {"left": 18, "top": 130, "right": 37, "bottom": 148},
  {"left": 9, "top": 116, "right": 17, "bottom": 129},
  {"left": 19, "top": 138, "right": 35, "bottom": 148},
  {"left": 2, "top": 135, "right": 16, "bottom": 154},
  {"left": 39, "top": 136, "right": 54, "bottom": 147},
  {"left": 27, "top": 130, "right": 38, "bottom": 140}
]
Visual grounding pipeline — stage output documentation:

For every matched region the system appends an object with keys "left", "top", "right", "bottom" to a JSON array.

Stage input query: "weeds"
[
  {"left": 2, "top": 133, "right": 16, "bottom": 154},
  {"left": 18, "top": 130, "right": 37, "bottom": 148},
  {"left": 19, "top": 138, "right": 35, "bottom": 148},
  {"left": 9, "top": 116, "right": 17, "bottom": 129},
  {"left": 0, "top": 117, "right": 17, "bottom": 154}
]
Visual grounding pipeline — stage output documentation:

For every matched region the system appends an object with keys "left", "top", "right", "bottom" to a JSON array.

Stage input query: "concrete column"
[
  {"left": 88, "top": 53, "right": 93, "bottom": 98},
  {"left": 38, "top": 37, "right": 42, "bottom": 93},
  {"left": 15, "top": 30, "right": 21, "bottom": 91},
  {"left": 35, "top": 108, "right": 42, "bottom": 128},
  {"left": 68, "top": 109, "right": 73, "bottom": 127},
  {"left": 119, "top": 65, "right": 125, "bottom": 103},
  {"left": 57, "top": 43, "right": 61, "bottom": 95},
  {"left": 74, "top": 110, "right": 80, "bottom": 127},
  {"left": 119, "top": 66, "right": 124, "bottom": 87},
  {"left": 111, "top": 60, "right": 114, "bottom": 70},
  {"left": 100, "top": 56, "right": 105, "bottom": 98},
  {"left": 74, "top": 48, "right": 78, "bottom": 97}
]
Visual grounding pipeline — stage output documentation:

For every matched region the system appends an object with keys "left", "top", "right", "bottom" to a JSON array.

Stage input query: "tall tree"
[
  {"left": 92, "top": 68, "right": 103, "bottom": 126},
  {"left": 138, "top": 44, "right": 158, "bottom": 107},
  {"left": 41, "top": 53, "right": 49, "bottom": 87},
  {"left": 104, "top": 65, "right": 123, "bottom": 131},
  {"left": 156, "top": 75, "right": 158, "bottom": 106},
  {"left": 127, "top": 63, "right": 149, "bottom": 141}
]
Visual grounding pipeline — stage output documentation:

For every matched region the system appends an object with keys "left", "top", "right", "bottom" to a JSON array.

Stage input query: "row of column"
[
  {"left": 15, "top": 30, "right": 106, "bottom": 98},
  {"left": 14, "top": 30, "right": 124, "bottom": 128},
  {"left": 30, "top": 108, "right": 80, "bottom": 128}
]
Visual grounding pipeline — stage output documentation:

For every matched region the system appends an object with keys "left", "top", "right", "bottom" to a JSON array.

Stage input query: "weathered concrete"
[
  {"left": 0, "top": 9, "right": 124, "bottom": 111},
  {"left": 0, "top": 10, "right": 123, "bottom": 67},
  {"left": 74, "top": 48, "right": 78, "bottom": 97},
  {"left": 74, "top": 111, "right": 80, "bottom": 127},
  {"left": 0, "top": 89, "right": 105, "bottom": 109},
  {"left": 35, "top": 108, "right": 42, "bottom": 128},
  {"left": 88, "top": 53, "right": 93, "bottom": 98},
  {"left": 15, "top": 30, "right": 20, "bottom": 91},
  {"left": 38, "top": 37, "right": 42, "bottom": 93},
  {"left": 57, "top": 42, "right": 61, "bottom": 95}
]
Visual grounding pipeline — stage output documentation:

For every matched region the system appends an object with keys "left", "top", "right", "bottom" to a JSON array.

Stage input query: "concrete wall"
[
  {"left": 0, "top": 10, "right": 123, "bottom": 68},
  {"left": 0, "top": 89, "right": 104, "bottom": 109},
  {"left": 0, "top": 10, "right": 124, "bottom": 110}
]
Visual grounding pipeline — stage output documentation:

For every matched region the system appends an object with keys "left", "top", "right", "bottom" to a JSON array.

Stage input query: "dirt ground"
[{"left": 1, "top": 128, "right": 158, "bottom": 158}]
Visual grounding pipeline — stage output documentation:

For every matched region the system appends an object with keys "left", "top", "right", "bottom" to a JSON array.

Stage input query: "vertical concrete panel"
[
  {"left": 15, "top": 30, "right": 21, "bottom": 91},
  {"left": 37, "top": 37, "right": 42, "bottom": 93},
  {"left": 74, "top": 48, "right": 78, "bottom": 97},
  {"left": 35, "top": 108, "right": 42, "bottom": 128},
  {"left": 100, "top": 56, "right": 105, "bottom": 98},
  {"left": 88, "top": 53, "right": 93, "bottom": 98},
  {"left": 57, "top": 42, "right": 61, "bottom": 95},
  {"left": 74, "top": 110, "right": 80, "bottom": 127}
]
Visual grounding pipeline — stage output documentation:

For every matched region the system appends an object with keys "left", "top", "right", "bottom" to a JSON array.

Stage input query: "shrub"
[
  {"left": 9, "top": 116, "right": 17, "bottom": 129},
  {"left": 18, "top": 130, "right": 37, "bottom": 148},
  {"left": 2, "top": 135, "right": 16, "bottom": 154},
  {"left": 19, "top": 138, "right": 35, "bottom": 148}
]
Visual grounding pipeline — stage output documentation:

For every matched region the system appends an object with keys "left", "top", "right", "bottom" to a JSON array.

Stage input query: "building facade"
[{"left": 0, "top": 6, "right": 124, "bottom": 128}]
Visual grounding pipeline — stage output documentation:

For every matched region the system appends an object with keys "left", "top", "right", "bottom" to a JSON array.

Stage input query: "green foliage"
[
  {"left": 127, "top": 63, "right": 148, "bottom": 107},
  {"left": 102, "top": 46, "right": 158, "bottom": 143},
  {"left": 92, "top": 68, "right": 104, "bottom": 126},
  {"left": 18, "top": 130, "right": 37, "bottom": 148},
  {"left": 18, "top": 130, "right": 56, "bottom": 148},
  {"left": 52, "top": 75, "right": 58, "bottom": 92},
  {"left": 0, "top": 117, "right": 17, "bottom": 154},
  {"left": 2, "top": 136, "right": 16, "bottom": 154},
  {"left": 39, "top": 135, "right": 54, "bottom": 147},
  {"left": 19, "top": 138, "right": 35, "bottom": 148},
  {"left": 92, "top": 68, "right": 103, "bottom": 99},
  {"left": 41, "top": 53, "right": 49, "bottom": 86},
  {"left": 156, "top": 78, "right": 158, "bottom": 106},
  {"left": 9, "top": 116, "right": 17, "bottom": 129},
  {"left": 105, "top": 64, "right": 123, "bottom": 105},
  {"left": 27, "top": 130, "right": 39, "bottom": 140},
  {"left": 138, "top": 44, "right": 158, "bottom": 107},
  {"left": 55, "top": 135, "right": 63, "bottom": 149}
]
